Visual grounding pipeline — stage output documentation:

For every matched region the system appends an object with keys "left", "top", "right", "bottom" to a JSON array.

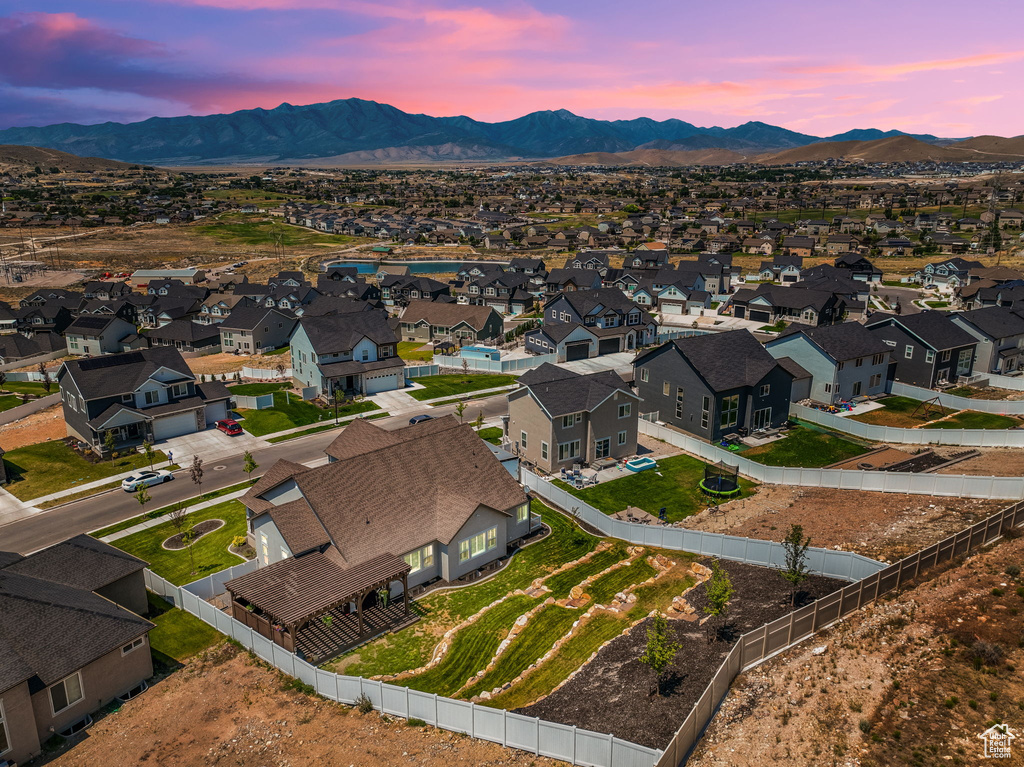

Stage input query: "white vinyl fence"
[
  {"left": 233, "top": 393, "right": 276, "bottom": 410},
  {"left": 793, "top": 402, "right": 1024, "bottom": 447},
  {"left": 242, "top": 365, "right": 293, "bottom": 380},
  {"left": 435, "top": 353, "right": 557, "bottom": 374},
  {"left": 405, "top": 364, "right": 440, "bottom": 378},
  {"left": 144, "top": 567, "right": 662, "bottom": 767},
  {"left": 654, "top": 329, "right": 715, "bottom": 344},
  {"left": 639, "top": 419, "right": 1024, "bottom": 500},
  {"left": 522, "top": 470, "right": 884, "bottom": 582},
  {"left": 982, "top": 372, "right": 1024, "bottom": 391},
  {"left": 891, "top": 381, "right": 1024, "bottom": 415}
]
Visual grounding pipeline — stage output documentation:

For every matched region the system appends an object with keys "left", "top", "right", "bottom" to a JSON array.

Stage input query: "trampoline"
[{"left": 699, "top": 459, "right": 741, "bottom": 498}]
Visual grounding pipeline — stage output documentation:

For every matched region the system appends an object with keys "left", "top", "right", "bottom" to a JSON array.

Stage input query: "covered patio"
[{"left": 224, "top": 551, "right": 417, "bottom": 664}]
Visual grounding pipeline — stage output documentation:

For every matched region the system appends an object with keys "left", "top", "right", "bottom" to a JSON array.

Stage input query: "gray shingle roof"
[
  {"left": 61, "top": 347, "right": 194, "bottom": 400},
  {"left": 298, "top": 310, "right": 398, "bottom": 356},
  {"left": 956, "top": 306, "right": 1024, "bottom": 341},
  {"left": 650, "top": 329, "right": 785, "bottom": 392},
  {"left": 867, "top": 310, "right": 978, "bottom": 351},
  {"left": 517, "top": 363, "right": 634, "bottom": 417},
  {"left": 776, "top": 322, "right": 891, "bottom": 362},
  {"left": 2, "top": 534, "right": 146, "bottom": 592}
]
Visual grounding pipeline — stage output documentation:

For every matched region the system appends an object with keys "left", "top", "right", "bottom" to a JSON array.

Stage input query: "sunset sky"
[{"left": 1, "top": 0, "right": 1021, "bottom": 136}]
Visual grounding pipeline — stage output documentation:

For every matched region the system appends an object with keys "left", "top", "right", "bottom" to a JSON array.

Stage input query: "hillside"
[
  {"left": 757, "top": 135, "right": 1024, "bottom": 164},
  {"left": 537, "top": 148, "right": 748, "bottom": 166},
  {"left": 0, "top": 144, "right": 137, "bottom": 172}
]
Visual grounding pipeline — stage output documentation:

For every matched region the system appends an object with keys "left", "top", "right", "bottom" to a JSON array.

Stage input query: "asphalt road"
[{"left": 0, "top": 395, "right": 510, "bottom": 554}]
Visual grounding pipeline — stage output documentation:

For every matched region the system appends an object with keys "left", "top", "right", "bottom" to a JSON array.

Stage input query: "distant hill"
[
  {"left": 0, "top": 97, "right": 973, "bottom": 166},
  {"left": 537, "top": 148, "right": 749, "bottom": 167},
  {"left": 0, "top": 144, "right": 136, "bottom": 172},
  {"left": 756, "top": 135, "right": 1024, "bottom": 164}
]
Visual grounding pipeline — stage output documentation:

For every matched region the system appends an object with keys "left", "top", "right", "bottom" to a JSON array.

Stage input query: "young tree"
[
  {"left": 461, "top": 357, "right": 470, "bottom": 376},
  {"left": 780, "top": 524, "right": 812, "bottom": 607},
  {"left": 0, "top": 370, "right": 7, "bottom": 393},
  {"left": 133, "top": 483, "right": 151, "bottom": 511},
  {"left": 189, "top": 454, "right": 204, "bottom": 498},
  {"left": 703, "top": 560, "right": 735, "bottom": 643},
  {"left": 37, "top": 363, "right": 51, "bottom": 393},
  {"left": 454, "top": 400, "right": 468, "bottom": 423},
  {"left": 243, "top": 450, "right": 258, "bottom": 483},
  {"left": 103, "top": 429, "right": 117, "bottom": 460},
  {"left": 639, "top": 614, "right": 680, "bottom": 696},
  {"left": 473, "top": 410, "right": 484, "bottom": 430},
  {"left": 142, "top": 439, "right": 155, "bottom": 471}
]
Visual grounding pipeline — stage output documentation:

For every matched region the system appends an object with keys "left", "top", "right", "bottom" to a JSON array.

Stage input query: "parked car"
[
  {"left": 409, "top": 414, "right": 434, "bottom": 425},
  {"left": 121, "top": 469, "right": 173, "bottom": 492},
  {"left": 216, "top": 418, "right": 243, "bottom": 436}
]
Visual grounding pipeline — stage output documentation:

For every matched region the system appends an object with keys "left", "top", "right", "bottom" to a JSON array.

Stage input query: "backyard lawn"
[
  {"left": 398, "top": 341, "right": 435, "bottom": 362},
  {"left": 921, "top": 410, "right": 1021, "bottom": 430},
  {"left": 555, "top": 454, "right": 757, "bottom": 523},
  {"left": 849, "top": 396, "right": 951, "bottom": 428},
  {"left": 146, "top": 593, "right": 223, "bottom": 665},
  {"left": 408, "top": 374, "right": 518, "bottom": 401},
  {"left": 111, "top": 500, "right": 248, "bottom": 586},
  {"left": 228, "top": 381, "right": 291, "bottom": 396},
  {"left": 742, "top": 425, "right": 871, "bottom": 468},
  {"left": 3, "top": 441, "right": 169, "bottom": 501},
  {"left": 236, "top": 392, "right": 379, "bottom": 436},
  {"left": 0, "top": 381, "right": 52, "bottom": 395},
  {"left": 0, "top": 394, "right": 21, "bottom": 413},
  {"left": 476, "top": 427, "right": 504, "bottom": 445}
]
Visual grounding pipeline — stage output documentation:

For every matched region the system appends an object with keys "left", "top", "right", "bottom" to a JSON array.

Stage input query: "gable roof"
[
  {"left": 400, "top": 300, "right": 500, "bottom": 332},
  {"left": 60, "top": 346, "right": 194, "bottom": 400},
  {"left": 516, "top": 363, "right": 635, "bottom": 417},
  {"left": 2, "top": 534, "right": 147, "bottom": 592},
  {"left": 297, "top": 310, "right": 398, "bottom": 355},
  {"left": 547, "top": 287, "right": 643, "bottom": 317},
  {"left": 867, "top": 310, "right": 978, "bottom": 351},
  {"left": 639, "top": 330, "right": 785, "bottom": 392},
  {"left": 955, "top": 306, "right": 1024, "bottom": 340},
  {"left": 773, "top": 321, "right": 891, "bottom": 362}
]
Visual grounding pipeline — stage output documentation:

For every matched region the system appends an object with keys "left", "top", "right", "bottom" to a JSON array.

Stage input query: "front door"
[
  {"left": 752, "top": 407, "right": 772, "bottom": 431},
  {"left": 595, "top": 438, "right": 610, "bottom": 459}
]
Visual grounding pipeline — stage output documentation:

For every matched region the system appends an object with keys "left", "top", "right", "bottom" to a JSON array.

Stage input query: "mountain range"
[{"left": 0, "top": 98, "right": 967, "bottom": 166}]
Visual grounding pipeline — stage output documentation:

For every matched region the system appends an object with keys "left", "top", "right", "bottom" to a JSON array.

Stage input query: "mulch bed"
[
  {"left": 516, "top": 559, "right": 843, "bottom": 750},
  {"left": 162, "top": 519, "right": 224, "bottom": 550}
]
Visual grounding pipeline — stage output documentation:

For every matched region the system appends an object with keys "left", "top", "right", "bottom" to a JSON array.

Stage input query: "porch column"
[
  {"left": 402, "top": 573, "right": 409, "bottom": 615},
  {"left": 356, "top": 590, "right": 365, "bottom": 636}
]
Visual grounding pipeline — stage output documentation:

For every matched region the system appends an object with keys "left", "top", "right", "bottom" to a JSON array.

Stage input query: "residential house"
[
  {"left": 833, "top": 252, "right": 882, "bottom": 283},
  {"left": 506, "top": 364, "right": 639, "bottom": 473},
  {"left": 526, "top": 288, "right": 656, "bottom": 359},
  {"left": 766, "top": 322, "right": 892, "bottom": 404},
  {"left": 758, "top": 255, "right": 803, "bottom": 284},
  {"left": 948, "top": 306, "right": 1024, "bottom": 374},
  {"left": 0, "top": 536, "right": 154, "bottom": 765},
  {"left": 218, "top": 307, "right": 297, "bottom": 355},
  {"left": 913, "top": 258, "right": 985, "bottom": 288},
  {"left": 544, "top": 268, "right": 604, "bottom": 294},
  {"left": 64, "top": 316, "right": 139, "bottom": 357},
  {"left": 782, "top": 236, "right": 816, "bottom": 258},
  {"left": 633, "top": 330, "right": 793, "bottom": 441},
  {"left": 57, "top": 347, "right": 232, "bottom": 453},
  {"left": 730, "top": 284, "right": 844, "bottom": 327},
  {"left": 865, "top": 311, "right": 979, "bottom": 386},
  {"left": 400, "top": 301, "right": 503, "bottom": 345},
  {"left": 289, "top": 311, "right": 403, "bottom": 397},
  {"left": 379, "top": 275, "right": 450, "bottom": 307},
  {"left": 146, "top": 319, "right": 222, "bottom": 354}
]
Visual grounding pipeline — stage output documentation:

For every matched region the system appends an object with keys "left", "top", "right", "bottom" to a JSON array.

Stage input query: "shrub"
[
  {"left": 406, "top": 718, "right": 427, "bottom": 727},
  {"left": 280, "top": 677, "right": 315, "bottom": 696},
  {"left": 945, "top": 696, "right": 959, "bottom": 709},
  {"left": 1006, "top": 565, "right": 1020, "bottom": 578},
  {"left": 355, "top": 693, "right": 374, "bottom": 714},
  {"left": 232, "top": 535, "right": 248, "bottom": 548},
  {"left": 990, "top": 692, "right": 1000, "bottom": 702},
  {"left": 973, "top": 641, "right": 1005, "bottom": 667},
  {"left": 969, "top": 700, "right": 979, "bottom": 709},
  {"left": 992, "top": 587, "right": 1005, "bottom": 597},
  {"left": 859, "top": 719, "right": 872, "bottom": 734}
]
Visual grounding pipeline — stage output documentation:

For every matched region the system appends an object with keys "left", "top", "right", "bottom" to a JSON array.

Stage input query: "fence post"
[
  {"left": 571, "top": 725, "right": 577, "bottom": 764},
  {"left": 535, "top": 716, "right": 541, "bottom": 756},
  {"left": 433, "top": 693, "right": 438, "bottom": 727},
  {"left": 502, "top": 708, "right": 507, "bottom": 748},
  {"left": 470, "top": 702, "right": 475, "bottom": 737},
  {"left": 606, "top": 732, "right": 613, "bottom": 766},
  {"left": 811, "top": 599, "right": 820, "bottom": 631}
]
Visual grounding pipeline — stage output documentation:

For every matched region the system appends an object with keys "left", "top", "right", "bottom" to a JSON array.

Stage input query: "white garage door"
[
  {"left": 662, "top": 303, "right": 683, "bottom": 315},
  {"left": 153, "top": 411, "right": 199, "bottom": 440},
  {"left": 204, "top": 400, "right": 228, "bottom": 425},
  {"left": 365, "top": 372, "right": 401, "bottom": 394}
]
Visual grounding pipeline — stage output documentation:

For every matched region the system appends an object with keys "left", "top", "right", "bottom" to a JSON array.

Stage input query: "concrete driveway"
[
  {"left": 561, "top": 352, "right": 636, "bottom": 377},
  {"left": 160, "top": 428, "right": 268, "bottom": 463}
]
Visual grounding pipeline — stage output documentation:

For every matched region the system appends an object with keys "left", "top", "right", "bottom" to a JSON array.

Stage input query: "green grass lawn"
[
  {"left": 195, "top": 213, "right": 368, "bottom": 249},
  {"left": 741, "top": 425, "right": 871, "bottom": 468},
  {"left": 556, "top": 454, "right": 756, "bottom": 523},
  {"left": 263, "top": 345, "right": 291, "bottom": 356},
  {"left": 3, "top": 441, "right": 169, "bottom": 501},
  {"left": 0, "top": 394, "right": 22, "bottom": 412},
  {"left": 90, "top": 480, "right": 256, "bottom": 538},
  {"left": 398, "top": 342, "right": 435, "bottom": 362},
  {"left": 328, "top": 501, "right": 597, "bottom": 678},
  {"left": 146, "top": 593, "right": 223, "bottom": 666},
  {"left": 925, "top": 300, "right": 950, "bottom": 308},
  {"left": 111, "top": 500, "right": 248, "bottom": 586},
  {"left": 228, "top": 381, "right": 291, "bottom": 396},
  {"left": 236, "top": 392, "right": 378, "bottom": 436},
  {"left": 921, "top": 411, "right": 1020, "bottom": 430},
  {"left": 476, "top": 427, "right": 504, "bottom": 445},
  {"left": 1, "top": 381, "right": 52, "bottom": 395},
  {"left": 408, "top": 374, "right": 518, "bottom": 401},
  {"left": 849, "top": 395, "right": 952, "bottom": 428}
]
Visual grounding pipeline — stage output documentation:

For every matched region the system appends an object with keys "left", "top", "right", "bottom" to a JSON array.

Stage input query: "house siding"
[
  {"left": 866, "top": 323, "right": 976, "bottom": 387},
  {"left": 767, "top": 335, "right": 889, "bottom": 404},
  {"left": 95, "top": 571, "right": 148, "bottom": 617},
  {"left": 442, "top": 505, "right": 511, "bottom": 582},
  {"left": 1, "top": 681, "right": 41, "bottom": 766}
]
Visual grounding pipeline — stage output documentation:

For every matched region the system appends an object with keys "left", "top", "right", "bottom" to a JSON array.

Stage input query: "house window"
[
  {"left": 362, "top": 349, "right": 369, "bottom": 361},
  {"left": 144, "top": 389, "right": 160, "bottom": 405},
  {"left": 122, "top": 393, "right": 134, "bottom": 403},
  {"left": 701, "top": 396, "right": 710, "bottom": 430},
  {"left": 561, "top": 413, "right": 580, "bottom": 428},
  {"left": 663, "top": 381, "right": 670, "bottom": 396},
  {"left": 925, "top": 350, "right": 935, "bottom": 363},
  {"left": 760, "top": 384, "right": 770, "bottom": 397},
  {"left": 824, "top": 383, "right": 833, "bottom": 393},
  {"left": 0, "top": 699, "right": 9, "bottom": 756},
  {"left": 171, "top": 383, "right": 188, "bottom": 398},
  {"left": 852, "top": 381, "right": 862, "bottom": 397},
  {"left": 520, "top": 431, "right": 528, "bottom": 449},
  {"left": 904, "top": 345, "right": 914, "bottom": 359},
  {"left": 618, "top": 403, "right": 631, "bottom": 419},
  {"left": 49, "top": 672, "right": 84, "bottom": 715},
  {"left": 459, "top": 526, "right": 498, "bottom": 562},
  {"left": 837, "top": 361, "right": 845, "bottom": 371},
  {"left": 872, "top": 353, "right": 886, "bottom": 365},
  {"left": 541, "top": 441, "right": 549, "bottom": 460},
  {"left": 380, "top": 346, "right": 393, "bottom": 358},
  {"left": 122, "top": 637, "right": 145, "bottom": 656},
  {"left": 517, "top": 503, "right": 530, "bottom": 523},
  {"left": 640, "top": 367, "right": 649, "bottom": 383},
  {"left": 618, "top": 430, "right": 627, "bottom": 445},
  {"left": 69, "top": 337, "right": 79, "bottom": 350},
  {"left": 558, "top": 440, "right": 581, "bottom": 461},
  {"left": 261, "top": 533, "right": 269, "bottom": 564},
  {"left": 940, "top": 350, "right": 951, "bottom": 362},
  {"left": 719, "top": 394, "right": 740, "bottom": 429}
]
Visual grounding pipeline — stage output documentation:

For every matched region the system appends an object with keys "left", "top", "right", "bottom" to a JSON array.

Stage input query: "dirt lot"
[
  {"left": 44, "top": 644, "right": 567, "bottom": 767},
  {"left": 690, "top": 533, "right": 1024, "bottom": 767},
  {"left": 932, "top": 446, "right": 1024, "bottom": 477},
  {"left": 185, "top": 351, "right": 288, "bottom": 376},
  {"left": 685, "top": 486, "right": 1007, "bottom": 562},
  {"left": 0, "top": 404, "right": 66, "bottom": 450},
  {"left": 519, "top": 560, "right": 843, "bottom": 750}
]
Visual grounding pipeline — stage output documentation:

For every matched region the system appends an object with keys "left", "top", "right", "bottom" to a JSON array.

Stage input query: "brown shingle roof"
[
  {"left": 268, "top": 498, "right": 332, "bottom": 555},
  {"left": 2, "top": 534, "right": 146, "bottom": 591},
  {"left": 400, "top": 299, "right": 499, "bottom": 332}
]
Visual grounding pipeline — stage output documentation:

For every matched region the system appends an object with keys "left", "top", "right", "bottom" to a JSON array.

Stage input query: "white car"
[{"left": 121, "top": 469, "right": 173, "bottom": 492}]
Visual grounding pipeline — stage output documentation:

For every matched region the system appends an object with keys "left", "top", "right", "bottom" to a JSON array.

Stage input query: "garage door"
[
  {"left": 365, "top": 372, "right": 401, "bottom": 394},
  {"left": 662, "top": 303, "right": 683, "bottom": 315},
  {"left": 204, "top": 400, "right": 228, "bottom": 425},
  {"left": 565, "top": 342, "right": 590, "bottom": 361},
  {"left": 598, "top": 338, "right": 620, "bottom": 355},
  {"left": 153, "top": 410, "right": 199, "bottom": 440},
  {"left": 750, "top": 310, "right": 772, "bottom": 322}
]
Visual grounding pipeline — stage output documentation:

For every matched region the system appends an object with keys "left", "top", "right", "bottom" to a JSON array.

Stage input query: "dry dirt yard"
[
  {"left": 0, "top": 404, "right": 66, "bottom": 450},
  {"left": 685, "top": 485, "right": 1008, "bottom": 562},
  {"left": 690, "top": 533, "right": 1024, "bottom": 767},
  {"left": 43, "top": 644, "right": 567, "bottom": 767},
  {"left": 933, "top": 446, "right": 1024, "bottom": 477}
]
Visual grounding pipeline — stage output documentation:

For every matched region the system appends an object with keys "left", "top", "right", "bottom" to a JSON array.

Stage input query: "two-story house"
[
  {"left": 948, "top": 306, "right": 1024, "bottom": 374},
  {"left": 289, "top": 310, "right": 403, "bottom": 397},
  {"left": 758, "top": 255, "right": 803, "bottom": 284},
  {"left": 913, "top": 258, "right": 984, "bottom": 289},
  {"left": 57, "top": 347, "right": 232, "bottom": 454},
  {"left": 506, "top": 364, "right": 640, "bottom": 473},
  {"left": 217, "top": 307, "right": 297, "bottom": 354},
  {"left": 63, "top": 315, "right": 141, "bottom": 357},
  {"left": 633, "top": 330, "right": 793, "bottom": 441},
  {"left": 865, "top": 311, "right": 979, "bottom": 387},
  {"left": 399, "top": 300, "right": 503, "bottom": 345},
  {"left": 379, "top": 275, "right": 450, "bottom": 307},
  {"left": 766, "top": 322, "right": 892, "bottom": 404},
  {"left": 525, "top": 288, "right": 656, "bottom": 360}
]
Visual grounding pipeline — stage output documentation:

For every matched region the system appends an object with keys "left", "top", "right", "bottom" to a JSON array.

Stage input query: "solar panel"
[{"left": 77, "top": 351, "right": 145, "bottom": 371}]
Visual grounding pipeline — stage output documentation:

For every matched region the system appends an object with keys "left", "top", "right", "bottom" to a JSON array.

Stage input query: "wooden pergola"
[{"left": 225, "top": 551, "right": 412, "bottom": 655}]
